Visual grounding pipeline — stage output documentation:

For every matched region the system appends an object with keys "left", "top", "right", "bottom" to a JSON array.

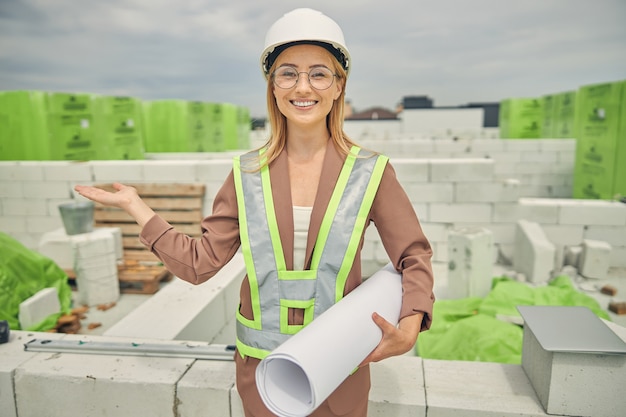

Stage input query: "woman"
[{"left": 75, "top": 8, "right": 434, "bottom": 417}]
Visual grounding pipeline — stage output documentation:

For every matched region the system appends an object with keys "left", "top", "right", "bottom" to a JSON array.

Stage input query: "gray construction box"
[{"left": 517, "top": 306, "right": 626, "bottom": 417}]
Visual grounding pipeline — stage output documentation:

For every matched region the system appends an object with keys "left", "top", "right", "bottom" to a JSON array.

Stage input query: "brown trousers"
[{"left": 235, "top": 351, "right": 370, "bottom": 417}]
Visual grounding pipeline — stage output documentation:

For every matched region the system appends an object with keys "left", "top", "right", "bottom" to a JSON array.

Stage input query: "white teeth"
[{"left": 293, "top": 100, "right": 315, "bottom": 107}]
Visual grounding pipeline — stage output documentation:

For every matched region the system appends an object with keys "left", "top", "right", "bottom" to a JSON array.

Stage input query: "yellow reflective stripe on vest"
[{"left": 260, "top": 159, "right": 286, "bottom": 272}]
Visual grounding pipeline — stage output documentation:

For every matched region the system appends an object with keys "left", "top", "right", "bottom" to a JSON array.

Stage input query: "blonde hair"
[{"left": 255, "top": 46, "right": 358, "bottom": 169}]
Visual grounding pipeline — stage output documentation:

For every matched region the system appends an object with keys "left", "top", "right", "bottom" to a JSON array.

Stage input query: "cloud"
[{"left": 1, "top": 0, "right": 625, "bottom": 117}]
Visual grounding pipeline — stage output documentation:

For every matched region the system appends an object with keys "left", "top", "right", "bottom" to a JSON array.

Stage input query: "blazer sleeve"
[
  {"left": 369, "top": 162, "right": 435, "bottom": 331},
  {"left": 139, "top": 170, "right": 241, "bottom": 285}
]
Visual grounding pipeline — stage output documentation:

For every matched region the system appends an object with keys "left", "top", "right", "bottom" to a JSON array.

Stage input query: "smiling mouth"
[{"left": 291, "top": 100, "right": 317, "bottom": 107}]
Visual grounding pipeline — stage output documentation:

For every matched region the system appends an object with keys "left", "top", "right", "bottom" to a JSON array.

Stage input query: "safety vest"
[{"left": 233, "top": 146, "right": 389, "bottom": 359}]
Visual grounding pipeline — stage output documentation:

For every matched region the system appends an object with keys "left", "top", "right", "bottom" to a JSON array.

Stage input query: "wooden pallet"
[
  {"left": 116, "top": 263, "right": 174, "bottom": 294},
  {"left": 93, "top": 183, "right": 206, "bottom": 263}
]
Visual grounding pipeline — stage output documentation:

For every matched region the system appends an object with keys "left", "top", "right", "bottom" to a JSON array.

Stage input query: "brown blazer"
[{"left": 140, "top": 140, "right": 435, "bottom": 415}]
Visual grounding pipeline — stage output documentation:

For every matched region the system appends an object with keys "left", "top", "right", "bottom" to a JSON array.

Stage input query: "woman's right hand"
[
  {"left": 74, "top": 182, "right": 139, "bottom": 210},
  {"left": 74, "top": 182, "right": 156, "bottom": 227}
]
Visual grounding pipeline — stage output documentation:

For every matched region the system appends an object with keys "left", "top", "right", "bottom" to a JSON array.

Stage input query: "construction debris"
[
  {"left": 608, "top": 301, "right": 626, "bottom": 315},
  {"left": 96, "top": 302, "right": 117, "bottom": 311},
  {"left": 600, "top": 285, "right": 618, "bottom": 296}
]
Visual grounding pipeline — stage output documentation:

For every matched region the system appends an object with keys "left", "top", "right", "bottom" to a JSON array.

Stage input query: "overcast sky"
[{"left": 1, "top": 0, "right": 625, "bottom": 118}]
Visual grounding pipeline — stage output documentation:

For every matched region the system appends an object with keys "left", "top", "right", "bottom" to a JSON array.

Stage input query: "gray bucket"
[{"left": 58, "top": 201, "right": 95, "bottom": 235}]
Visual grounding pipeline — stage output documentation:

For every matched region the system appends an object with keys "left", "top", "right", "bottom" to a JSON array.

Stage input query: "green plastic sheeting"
[
  {"left": 0, "top": 232, "right": 72, "bottom": 331},
  {"left": 416, "top": 275, "right": 610, "bottom": 364}
]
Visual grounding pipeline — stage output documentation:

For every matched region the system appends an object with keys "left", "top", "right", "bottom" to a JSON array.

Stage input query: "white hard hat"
[{"left": 260, "top": 8, "right": 351, "bottom": 79}]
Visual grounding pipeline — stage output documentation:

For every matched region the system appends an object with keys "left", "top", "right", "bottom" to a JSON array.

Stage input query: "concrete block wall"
[
  {"left": 2, "top": 330, "right": 559, "bottom": 417},
  {"left": 1, "top": 138, "right": 625, "bottom": 275},
  {"left": 360, "top": 137, "right": 576, "bottom": 198},
  {"left": 385, "top": 157, "right": 626, "bottom": 269}
]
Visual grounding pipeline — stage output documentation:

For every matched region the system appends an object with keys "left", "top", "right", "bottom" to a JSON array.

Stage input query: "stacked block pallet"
[{"left": 93, "top": 182, "right": 206, "bottom": 294}]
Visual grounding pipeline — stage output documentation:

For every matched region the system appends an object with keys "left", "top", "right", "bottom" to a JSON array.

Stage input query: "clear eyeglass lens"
[{"left": 273, "top": 67, "right": 335, "bottom": 90}]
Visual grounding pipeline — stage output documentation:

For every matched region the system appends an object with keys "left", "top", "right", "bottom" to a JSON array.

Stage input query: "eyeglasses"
[{"left": 272, "top": 66, "right": 337, "bottom": 90}]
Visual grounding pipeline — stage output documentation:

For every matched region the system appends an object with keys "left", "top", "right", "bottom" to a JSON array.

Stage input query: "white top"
[{"left": 293, "top": 206, "right": 313, "bottom": 270}]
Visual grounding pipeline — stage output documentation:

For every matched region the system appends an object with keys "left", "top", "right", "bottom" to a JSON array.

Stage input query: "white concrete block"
[
  {"left": 584, "top": 225, "right": 626, "bottom": 247},
  {"left": 177, "top": 360, "right": 236, "bottom": 417},
  {"left": 25, "top": 216, "right": 64, "bottom": 234},
  {"left": 0, "top": 216, "right": 27, "bottom": 233},
  {"left": 563, "top": 245, "right": 582, "bottom": 267},
  {"left": 369, "top": 356, "right": 426, "bottom": 416},
  {"left": 388, "top": 159, "right": 429, "bottom": 183},
  {"left": 18, "top": 287, "right": 60, "bottom": 330},
  {"left": 493, "top": 202, "right": 559, "bottom": 224},
  {"left": 91, "top": 161, "right": 144, "bottom": 182},
  {"left": 431, "top": 241, "right": 449, "bottom": 264},
  {"left": 468, "top": 139, "right": 507, "bottom": 153},
  {"left": 579, "top": 239, "right": 612, "bottom": 279},
  {"left": 454, "top": 179, "right": 520, "bottom": 203},
  {"left": 541, "top": 224, "right": 584, "bottom": 246},
  {"left": 447, "top": 227, "right": 494, "bottom": 298},
  {"left": 453, "top": 223, "right": 515, "bottom": 245},
  {"left": 520, "top": 151, "right": 558, "bottom": 164},
  {"left": 403, "top": 183, "right": 454, "bottom": 203},
  {"left": 75, "top": 250, "right": 119, "bottom": 306},
  {"left": 424, "top": 359, "right": 549, "bottom": 416},
  {"left": 430, "top": 159, "right": 494, "bottom": 182},
  {"left": 429, "top": 203, "right": 492, "bottom": 223},
  {"left": 420, "top": 223, "right": 452, "bottom": 243},
  {"left": 38, "top": 228, "right": 122, "bottom": 270},
  {"left": 42, "top": 162, "right": 93, "bottom": 182},
  {"left": 143, "top": 161, "right": 197, "bottom": 181},
  {"left": 610, "top": 246, "right": 626, "bottom": 267},
  {"left": 513, "top": 220, "right": 556, "bottom": 283},
  {"left": 519, "top": 307, "right": 626, "bottom": 417},
  {"left": 558, "top": 200, "right": 626, "bottom": 226},
  {"left": 21, "top": 181, "right": 70, "bottom": 199},
  {"left": 38, "top": 228, "right": 74, "bottom": 269},
  {"left": 0, "top": 331, "right": 67, "bottom": 417},
  {"left": 14, "top": 334, "right": 194, "bottom": 417},
  {"left": 3, "top": 198, "right": 48, "bottom": 216},
  {"left": 0, "top": 162, "right": 44, "bottom": 181},
  {"left": 75, "top": 276, "right": 119, "bottom": 307},
  {"left": 503, "top": 140, "right": 542, "bottom": 152},
  {"left": 196, "top": 159, "right": 234, "bottom": 182},
  {"left": 0, "top": 180, "right": 23, "bottom": 198},
  {"left": 71, "top": 232, "right": 116, "bottom": 258}
]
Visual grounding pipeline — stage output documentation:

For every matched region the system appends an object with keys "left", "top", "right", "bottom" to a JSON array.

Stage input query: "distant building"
[
  {"left": 345, "top": 107, "right": 398, "bottom": 121},
  {"left": 402, "top": 95, "right": 434, "bottom": 109},
  {"left": 462, "top": 102, "right": 500, "bottom": 128},
  {"left": 400, "top": 96, "right": 500, "bottom": 128}
]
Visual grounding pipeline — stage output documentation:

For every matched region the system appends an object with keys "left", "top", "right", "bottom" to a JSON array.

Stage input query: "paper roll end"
[{"left": 256, "top": 356, "right": 315, "bottom": 416}]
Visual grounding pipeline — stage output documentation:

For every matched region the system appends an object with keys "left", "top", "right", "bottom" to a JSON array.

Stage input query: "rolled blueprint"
[{"left": 255, "top": 263, "right": 403, "bottom": 417}]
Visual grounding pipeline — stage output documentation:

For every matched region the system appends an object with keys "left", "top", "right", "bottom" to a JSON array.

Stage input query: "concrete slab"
[
  {"left": 424, "top": 359, "right": 549, "bottom": 417},
  {"left": 580, "top": 239, "right": 612, "bottom": 279},
  {"left": 513, "top": 219, "right": 556, "bottom": 283},
  {"left": 447, "top": 227, "right": 493, "bottom": 298},
  {"left": 18, "top": 287, "right": 60, "bottom": 329},
  {"left": 177, "top": 359, "right": 237, "bottom": 417},
  {"left": 369, "top": 356, "right": 426, "bottom": 416},
  {"left": 519, "top": 306, "right": 626, "bottom": 417}
]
